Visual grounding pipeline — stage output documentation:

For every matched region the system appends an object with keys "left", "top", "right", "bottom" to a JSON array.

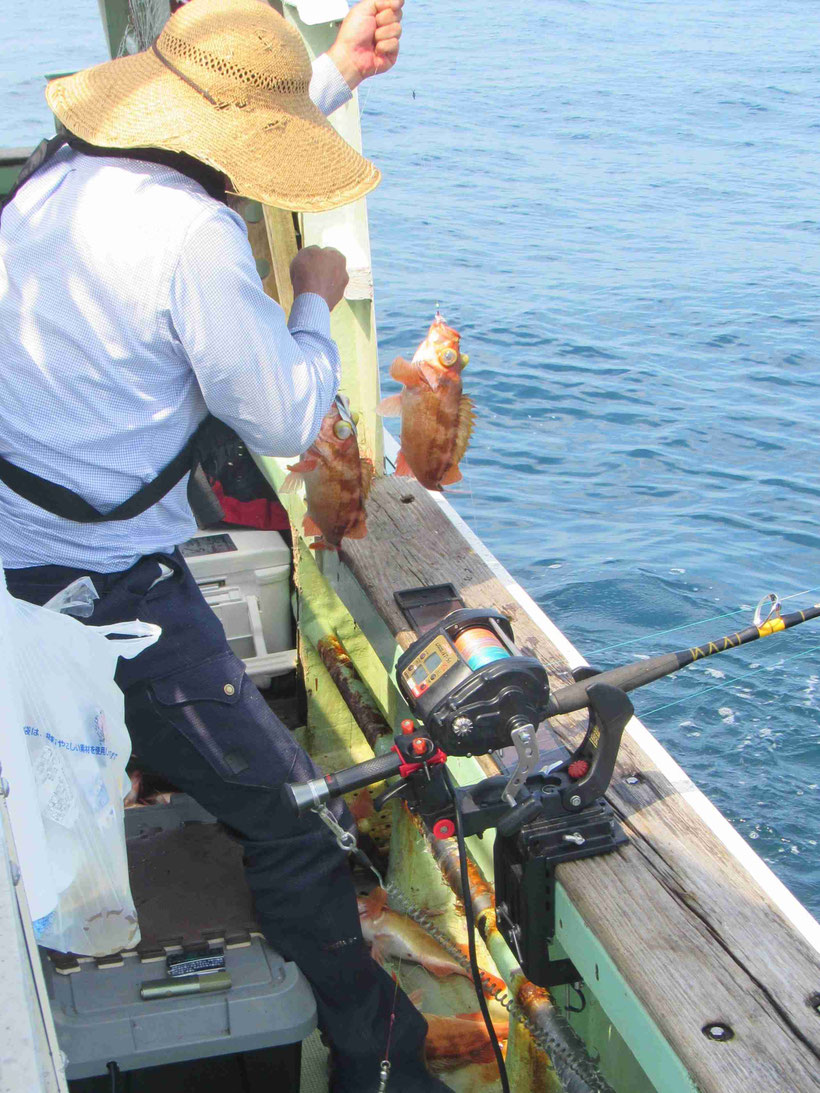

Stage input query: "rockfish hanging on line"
[
  {"left": 280, "top": 396, "right": 373, "bottom": 550},
  {"left": 379, "top": 311, "right": 473, "bottom": 490}
]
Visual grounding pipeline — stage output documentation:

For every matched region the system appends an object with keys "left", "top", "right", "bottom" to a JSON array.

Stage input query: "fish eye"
[
  {"left": 334, "top": 420, "right": 353, "bottom": 440},
  {"left": 440, "top": 347, "right": 458, "bottom": 366}
]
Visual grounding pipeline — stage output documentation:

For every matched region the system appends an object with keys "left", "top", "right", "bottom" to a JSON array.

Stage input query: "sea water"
[{"left": 3, "top": 0, "right": 818, "bottom": 914}]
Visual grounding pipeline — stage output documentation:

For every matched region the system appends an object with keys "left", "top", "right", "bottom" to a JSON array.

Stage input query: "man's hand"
[
  {"left": 290, "top": 247, "right": 349, "bottom": 312},
  {"left": 326, "top": 0, "right": 404, "bottom": 91}
]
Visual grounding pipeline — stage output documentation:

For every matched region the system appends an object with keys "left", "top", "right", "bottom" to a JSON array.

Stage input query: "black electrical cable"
[
  {"left": 107, "top": 1060, "right": 120, "bottom": 1093},
  {"left": 444, "top": 766, "right": 510, "bottom": 1093}
]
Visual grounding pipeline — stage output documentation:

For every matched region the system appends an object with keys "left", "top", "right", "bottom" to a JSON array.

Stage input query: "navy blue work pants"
[{"left": 6, "top": 551, "right": 431, "bottom": 1091}]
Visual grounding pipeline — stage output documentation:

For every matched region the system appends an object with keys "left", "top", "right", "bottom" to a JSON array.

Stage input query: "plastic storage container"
[
  {"left": 180, "top": 528, "right": 296, "bottom": 688},
  {"left": 43, "top": 794, "right": 316, "bottom": 1082}
]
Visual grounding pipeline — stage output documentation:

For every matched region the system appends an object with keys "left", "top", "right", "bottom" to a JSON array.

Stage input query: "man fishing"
[{"left": 0, "top": 0, "right": 449, "bottom": 1089}]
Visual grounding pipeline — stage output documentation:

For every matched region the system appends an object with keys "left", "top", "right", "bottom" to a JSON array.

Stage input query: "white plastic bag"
[
  {"left": 43, "top": 575, "right": 99, "bottom": 618},
  {"left": 0, "top": 566, "right": 160, "bottom": 955}
]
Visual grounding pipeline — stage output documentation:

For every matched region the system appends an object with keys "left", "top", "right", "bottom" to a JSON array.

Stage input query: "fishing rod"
[
  {"left": 546, "top": 593, "right": 820, "bottom": 716},
  {"left": 284, "top": 587, "right": 820, "bottom": 1090}
]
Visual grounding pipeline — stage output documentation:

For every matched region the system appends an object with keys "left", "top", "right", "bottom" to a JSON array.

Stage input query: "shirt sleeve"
[
  {"left": 310, "top": 53, "right": 354, "bottom": 116},
  {"left": 169, "top": 204, "right": 341, "bottom": 457}
]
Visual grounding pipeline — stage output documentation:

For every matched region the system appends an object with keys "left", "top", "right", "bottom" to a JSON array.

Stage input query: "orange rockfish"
[
  {"left": 281, "top": 396, "right": 373, "bottom": 550},
  {"left": 424, "top": 1012, "right": 509, "bottom": 1068},
  {"left": 404, "top": 991, "right": 509, "bottom": 1071},
  {"left": 357, "top": 888, "right": 473, "bottom": 980},
  {"left": 379, "top": 311, "right": 473, "bottom": 490}
]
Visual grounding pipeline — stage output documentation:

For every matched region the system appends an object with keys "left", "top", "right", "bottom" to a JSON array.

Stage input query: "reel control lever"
[{"left": 558, "top": 682, "right": 635, "bottom": 812}]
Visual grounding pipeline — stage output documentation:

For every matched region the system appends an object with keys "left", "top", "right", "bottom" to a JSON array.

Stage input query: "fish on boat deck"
[
  {"left": 406, "top": 991, "right": 510, "bottom": 1071},
  {"left": 424, "top": 1011, "right": 509, "bottom": 1068},
  {"left": 357, "top": 887, "right": 507, "bottom": 999},
  {"left": 357, "top": 887, "right": 472, "bottom": 979},
  {"left": 379, "top": 311, "right": 473, "bottom": 491},
  {"left": 280, "top": 397, "right": 373, "bottom": 550}
]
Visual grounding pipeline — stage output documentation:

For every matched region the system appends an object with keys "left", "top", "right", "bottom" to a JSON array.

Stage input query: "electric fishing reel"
[
  {"left": 395, "top": 608, "right": 550, "bottom": 757},
  {"left": 285, "top": 593, "right": 633, "bottom": 989}
]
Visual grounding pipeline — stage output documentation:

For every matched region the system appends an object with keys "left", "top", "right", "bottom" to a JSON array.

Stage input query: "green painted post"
[
  {"left": 96, "top": 0, "right": 131, "bottom": 58},
  {"left": 0, "top": 152, "right": 32, "bottom": 200}
]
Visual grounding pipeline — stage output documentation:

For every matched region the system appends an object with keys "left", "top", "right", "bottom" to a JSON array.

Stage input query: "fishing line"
[
  {"left": 345, "top": 839, "right": 407, "bottom": 1091},
  {"left": 358, "top": 79, "right": 375, "bottom": 120},
  {"left": 640, "top": 641, "right": 820, "bottom": 718},
  {"left": 587, "top": 585, "right": 820, "bottom": 657}
]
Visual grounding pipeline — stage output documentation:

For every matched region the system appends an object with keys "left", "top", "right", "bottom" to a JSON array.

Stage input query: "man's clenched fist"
[
  {"left": 327, "top": 0, "right": 404, "bottom": 90},
  {"left": 290, "top": 246, "right": 349, "bottom": 311}
]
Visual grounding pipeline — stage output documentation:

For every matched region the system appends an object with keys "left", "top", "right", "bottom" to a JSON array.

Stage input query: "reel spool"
[{"left": 396, "top": 609, "right": 550, "bottom": 755}]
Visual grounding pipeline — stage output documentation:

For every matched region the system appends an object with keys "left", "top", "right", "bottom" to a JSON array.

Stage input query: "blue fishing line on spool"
[
  {"left": 455, "top": 626, "right": 510, "bottom": 670},
  {"left": 466, "top": 646, "right": 509, "bottom": 670}
]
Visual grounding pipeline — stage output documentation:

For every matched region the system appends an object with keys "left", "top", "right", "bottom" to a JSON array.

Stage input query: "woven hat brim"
[{"left": 46, "top": 50, "right": 380, "bottom": 213}]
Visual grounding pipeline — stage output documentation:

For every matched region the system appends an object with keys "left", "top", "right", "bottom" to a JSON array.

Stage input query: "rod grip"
[
  {"left": 326, "top": 751, "right": 403, "bottom": 797},
  {"left": 284, "top": 751, "right": 403, "bottom": 815}
]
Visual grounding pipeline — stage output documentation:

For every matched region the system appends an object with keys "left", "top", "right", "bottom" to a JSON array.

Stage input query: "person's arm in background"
[{"left": 311, "top": 0, "right": 404, "bottom": 111}]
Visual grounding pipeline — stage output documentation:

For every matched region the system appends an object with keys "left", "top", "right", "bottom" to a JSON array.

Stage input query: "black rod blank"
[{"left": 546, "top": 603, "right": 820, "bottom": 717}]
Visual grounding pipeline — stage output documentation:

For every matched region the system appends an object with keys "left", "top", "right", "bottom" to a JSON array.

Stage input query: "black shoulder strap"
[
  {"left": 0, "top": 416, "right": 217, "bottom": 524},
  {"left": 0, "top": 137, "right": 229, "bottom": 525},
  {"left": 0, "top": 133, "right": 71, "bottom": 227}
]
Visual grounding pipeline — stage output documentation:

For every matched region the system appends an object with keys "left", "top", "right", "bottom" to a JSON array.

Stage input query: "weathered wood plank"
[
  {"left": 262, "top": 205, "right": 299, "bottom": 317},
  {"left": 334, "top": 472, "right": 820, "bottom": 1093}
]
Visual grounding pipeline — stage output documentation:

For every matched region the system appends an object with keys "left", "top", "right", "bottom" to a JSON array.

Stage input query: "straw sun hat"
[{"left": 45, "top": 0, "right": 380, "bottom": 212}]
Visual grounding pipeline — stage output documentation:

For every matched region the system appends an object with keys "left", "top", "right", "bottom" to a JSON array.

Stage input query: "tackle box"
[
  {"left": 42, "top": 794, "right": 316, "bottom": 1086},
  {"left": 180, "top": 527, "right": 297, "bottom": 688}
]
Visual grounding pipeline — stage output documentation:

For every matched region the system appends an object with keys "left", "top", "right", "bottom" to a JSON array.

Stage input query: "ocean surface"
[{"left": 3, "top": 0, "right": 819, "bottom": 915}]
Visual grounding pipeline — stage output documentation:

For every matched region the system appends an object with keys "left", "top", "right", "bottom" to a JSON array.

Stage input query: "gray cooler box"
[{"left": 42, "top": 794, "right": 316, "bottom": 1084}]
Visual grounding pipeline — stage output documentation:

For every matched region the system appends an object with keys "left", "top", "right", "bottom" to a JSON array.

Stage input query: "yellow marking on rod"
[
  {"left": 691, "top": 633, "right": 742, "bottom": 660},
  {"left": 757, "top": 618, "right": 786, "bottom": 636}
]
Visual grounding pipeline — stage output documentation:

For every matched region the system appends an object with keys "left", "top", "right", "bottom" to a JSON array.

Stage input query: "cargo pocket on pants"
[{"left": 147, "top": 653, "right": 274, "bottom": 789}]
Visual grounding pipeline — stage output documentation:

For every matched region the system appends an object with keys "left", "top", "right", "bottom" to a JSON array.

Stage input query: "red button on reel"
[{"left": 432, "top": 819, "right": 455, "bottom": 840}]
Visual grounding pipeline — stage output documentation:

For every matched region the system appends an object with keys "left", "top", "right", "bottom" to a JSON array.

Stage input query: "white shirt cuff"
[
  {"left": 309, "top": 53, "right": 354, "bottom": 116},
  {"left": 288, "top": 292, "right": 332, "bottom": 338}
]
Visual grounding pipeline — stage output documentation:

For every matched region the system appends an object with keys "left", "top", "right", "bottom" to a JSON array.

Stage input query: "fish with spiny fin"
[
  {"left": 280, "top": 396, "right": 373, "bottom": 550},
  {"left": 379, "top": 311, "right": 473, "bottom": 490}
]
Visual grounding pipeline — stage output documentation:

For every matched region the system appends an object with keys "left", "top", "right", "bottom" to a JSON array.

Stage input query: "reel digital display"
[
  {"left": 396, "top": 609, "right": 550, "bottom": 756},
  {"left": 404, "top": 634, "right": 458, "bottom": 699}
]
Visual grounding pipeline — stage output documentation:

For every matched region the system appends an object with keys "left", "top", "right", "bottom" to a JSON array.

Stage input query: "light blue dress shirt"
[{"left": 0, "top": 55, "right": 352, "bottom": 573}]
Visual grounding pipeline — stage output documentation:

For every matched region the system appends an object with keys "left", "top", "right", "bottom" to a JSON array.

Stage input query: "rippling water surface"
[{"left": 4, "top": 0, "right": 819, "bottom": 913}]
